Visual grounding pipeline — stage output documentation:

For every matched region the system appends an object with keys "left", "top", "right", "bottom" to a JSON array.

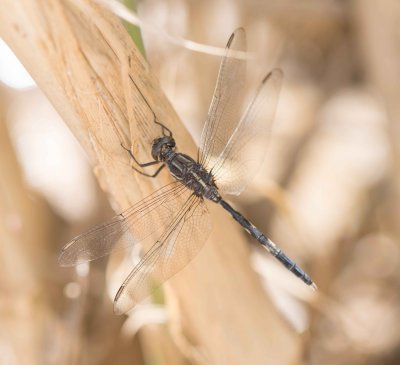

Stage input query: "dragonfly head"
[{"left": 151, "top": 136, "right": 176, "bottom": 161}]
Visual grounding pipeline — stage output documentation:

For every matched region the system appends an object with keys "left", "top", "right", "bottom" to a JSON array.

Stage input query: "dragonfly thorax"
[
  {"left": 165, "top": 152, "right": 221, "bottom": 202},
  {"left": 151, "top": 136, "right": 176, "bottom": 161}
]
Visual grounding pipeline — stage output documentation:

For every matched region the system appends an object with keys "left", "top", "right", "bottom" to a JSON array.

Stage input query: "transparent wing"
[
  {"left": 210, "top": 69, "right": 283, "bottom": 195},
  {"left": 114, "top": 194, "right": 211, "bottom": 314},
  {"left": 58, "top": 182, "right": 189, "bottom": 266},
  {"left": 198, "top": 28, "right": 247, "bottom": 170}
]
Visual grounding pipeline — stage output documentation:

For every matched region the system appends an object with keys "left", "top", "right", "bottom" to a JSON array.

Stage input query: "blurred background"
[{"left": 1, "top": 0, "right": 400, "bottom": 364}]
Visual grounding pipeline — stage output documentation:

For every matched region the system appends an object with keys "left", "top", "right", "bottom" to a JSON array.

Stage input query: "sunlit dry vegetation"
[{"left": 0, "top": 1, "right": 399, "bottom": 364}]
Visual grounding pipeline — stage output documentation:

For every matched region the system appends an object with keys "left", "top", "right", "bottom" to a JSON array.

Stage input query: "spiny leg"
[
  {"left": 133, "top": 164, "right": 165, "bottom": 178},
  {"left": 120, "top": 142, "right": 165, "bottom": 178},
  {"left": 128, "top": 75, "right": 174, "bottom": 138},
  {"left": 154, "top": 120, "right": 173, "bottom": 137},
  {"left": 122, "top": 76, "right": 173, "bottom": 176},
  {"left": 120, "top": 143, "right": 158, "bottom": 167}
]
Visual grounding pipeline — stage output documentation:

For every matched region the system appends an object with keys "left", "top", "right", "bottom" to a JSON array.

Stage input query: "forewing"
[
  {"left": 113, "top": 195, "right": 211, "bottom": 314},
  {"left": 210, "top": 69, "right": 283, "bottom": 195},
  {"left": 58, "top": 182, "right": 188, "bottom": 266},
  {"left": 198, "top": 28, "right": 247, "bottom": 170}
]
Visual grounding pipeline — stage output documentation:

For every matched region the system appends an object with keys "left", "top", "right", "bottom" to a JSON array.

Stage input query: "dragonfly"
[{"left": 59, "top": 28, "right": 316, "bottom": 315}]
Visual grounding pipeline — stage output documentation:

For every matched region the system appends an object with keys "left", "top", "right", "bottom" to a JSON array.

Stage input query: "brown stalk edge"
[{"left": 0, "top": 1, "right": 301, "bottom": 363}]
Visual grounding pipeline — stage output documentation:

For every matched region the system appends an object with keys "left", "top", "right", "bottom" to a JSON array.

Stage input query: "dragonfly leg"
[
  {"left": 120, "top": 142, "right": 157, "bottom": 166},
  {"left": 128, "top": 75, "right": 173, "bottom": 138},
  {"left": 131, "top": 163, "right": 165, "bottom": 178},
  {"left": 154, "top": 120, "right": 173, "bottom": 137},
  {"left": 120, "top": 143, "right": 165, "bottom": 178}
]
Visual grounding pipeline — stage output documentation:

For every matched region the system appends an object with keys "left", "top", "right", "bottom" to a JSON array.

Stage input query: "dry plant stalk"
[
  {"left": 0, "top": 88, "right": 64, "bottom": 365},
  {"left": 0, "top": 97, "right": 41, "bottom": 365},
  {"left": 0, "top": 1, "right": 301, "bottom": 363}
]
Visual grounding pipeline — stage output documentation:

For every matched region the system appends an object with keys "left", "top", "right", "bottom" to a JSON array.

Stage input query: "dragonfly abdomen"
[{"left": 218, "top": 199, "right": 315, "bottom": 287}]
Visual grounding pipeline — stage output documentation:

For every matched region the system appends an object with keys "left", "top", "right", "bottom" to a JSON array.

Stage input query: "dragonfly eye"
[
  {"left": 151, "top": 138, "right": 163, "bottom": 160},
  {"left": 151, "top": 136, "right": 175, "bottom": 160}
]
